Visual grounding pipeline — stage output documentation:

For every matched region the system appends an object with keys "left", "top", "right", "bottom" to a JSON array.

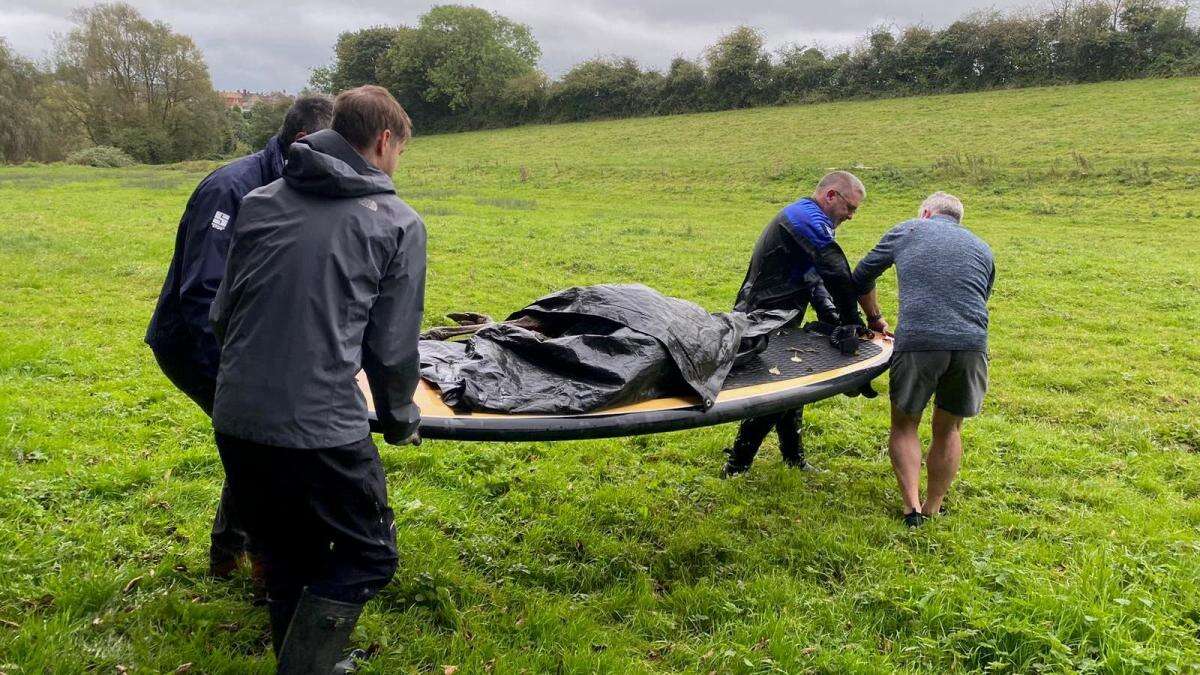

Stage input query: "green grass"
[{"left": 2, "top": 77, "right": 1199, "bottom": 673}]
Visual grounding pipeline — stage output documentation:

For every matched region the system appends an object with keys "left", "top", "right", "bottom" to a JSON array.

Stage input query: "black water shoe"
[{"left": 721, "top": 457, "right": 752, "bottom": 478}]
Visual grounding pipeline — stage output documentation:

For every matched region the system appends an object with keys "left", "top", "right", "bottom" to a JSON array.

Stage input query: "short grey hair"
[
  {"left": 815, "top": 171, "right": 866, "bottom": 199},
  {"left": 919, "top": 191, "right": 964, "bottom": 222}
]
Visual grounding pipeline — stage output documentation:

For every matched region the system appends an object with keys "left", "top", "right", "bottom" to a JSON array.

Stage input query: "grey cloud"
[{"left": 4, "top": 0, "right": 1038, "bottom": 91}]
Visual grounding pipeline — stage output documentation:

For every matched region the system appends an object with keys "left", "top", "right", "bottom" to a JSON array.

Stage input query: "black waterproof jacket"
[
  {"left": 145, "top": 136, "right": 286, "bottom": 379},
  {"left": 733, "top": 197, "right": 863, "bottom": 327},
  {"left": 211, "top": 129, "right": 427, "bottom": 448}
]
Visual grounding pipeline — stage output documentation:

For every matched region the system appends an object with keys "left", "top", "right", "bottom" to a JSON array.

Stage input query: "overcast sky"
[{"left": 4, "top": 0, "right": 1040, "bottom": 92}]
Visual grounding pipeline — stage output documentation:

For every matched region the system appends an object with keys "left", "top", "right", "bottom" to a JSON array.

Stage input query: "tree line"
[
  {"left": 2, "top": 0, "right": 1199, "bottom": 164},
  {"left": 312, "top": 1, "right": 1200, "bottom": 132}
]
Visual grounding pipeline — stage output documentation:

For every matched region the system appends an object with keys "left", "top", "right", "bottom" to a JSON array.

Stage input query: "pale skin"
[
  {"left": 810, "top": 178, "right": 881, "bottom": 322},
  {"left": 357, "top": 128, "right": 406, "bottom": 176},
  {"left": 862, "top": 206, "right": 965, "bottom": 517}
]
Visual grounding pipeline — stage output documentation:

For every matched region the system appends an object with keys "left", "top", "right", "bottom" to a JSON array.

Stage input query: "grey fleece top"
[{"left": 853, "top": 215, "right": 995, "bottom": 353}]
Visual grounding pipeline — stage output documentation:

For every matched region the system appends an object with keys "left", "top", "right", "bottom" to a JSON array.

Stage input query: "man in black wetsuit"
[{"left": 723, "top": 171, "right": 883, "bottom": 477}]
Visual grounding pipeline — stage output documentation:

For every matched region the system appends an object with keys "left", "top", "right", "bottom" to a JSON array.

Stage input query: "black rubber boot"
[
  {"left": 777, "top": 408, "right": 805, "bottom": 466},
  {"left": 208, "top": 549, "right": 241, "bottom": 579},
  {"left": 276, "top": 588, "right": 364, "bottom": 674},
  {"left": 267, "top": 594, "right": 301, "bottom": 657},
  {"left": 333, "top": 649, "right": 367, "bottom": 674},
  {"left": 720, "top": 452, "right": 753, "bottom": 478},
  {"left": 722, "top": 417, "right": 773, "bottom": 478}
]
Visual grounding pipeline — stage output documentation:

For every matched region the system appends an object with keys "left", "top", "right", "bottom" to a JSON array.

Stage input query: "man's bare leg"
[
  {"left": 922, "top": 407, "right": 964, "bottom": 516},
  {"left": 888, "top": 405, "right": 923, "bottom": 513}
]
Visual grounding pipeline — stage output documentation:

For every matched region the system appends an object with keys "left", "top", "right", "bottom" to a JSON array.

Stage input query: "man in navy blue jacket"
[
  {"left": 723, "top": 171, "right": 876, "bottom": 477},
  {"left": 145, "top": 95, "right": 333, "bottom": 577}
]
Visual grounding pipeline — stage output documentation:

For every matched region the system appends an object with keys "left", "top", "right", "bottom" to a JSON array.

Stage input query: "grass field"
[{"left": 2, "top": 76, "right": 1200, "bottom": 673}]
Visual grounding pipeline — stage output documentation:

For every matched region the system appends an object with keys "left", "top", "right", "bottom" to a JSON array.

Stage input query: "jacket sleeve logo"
[{"left": 210, "top": 211, "right": 231, "bottom": 230}]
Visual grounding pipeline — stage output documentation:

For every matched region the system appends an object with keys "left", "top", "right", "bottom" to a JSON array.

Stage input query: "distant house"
[{"left": 219, "top": 89, "right": 294, "bottom": 110}]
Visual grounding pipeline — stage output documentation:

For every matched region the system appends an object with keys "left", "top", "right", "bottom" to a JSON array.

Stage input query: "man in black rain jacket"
[
  {"left": 210, "top": 86, "right": 426, "bottom": 671},
  {"left": 145, "top": 96, "right": 333, "bottom": 577},
  {"left": 723, "top": 171, "right": 880, "bottom": 477}
]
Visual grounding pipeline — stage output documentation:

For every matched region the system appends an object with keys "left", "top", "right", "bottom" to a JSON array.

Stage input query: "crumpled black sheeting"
[{"left": 419, "top": 284, "right": 796, "bottom": 414}]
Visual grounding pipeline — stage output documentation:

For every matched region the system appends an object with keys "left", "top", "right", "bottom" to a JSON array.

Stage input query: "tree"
[
  {"left": 487, "top": 72, "right": 549, "bottom": 126},
  {"left": 242, "top": 98, "right": 292, "bottom": 149},
  {"left": 657, "top": 57, "right": 707, "bottom": 113},
  {"left": 705, "top": 26, "right": 774, "bottom": 109},
  {"left": 0, "top": 39, "right": 59, "bottom": 162},
  {"left": 547, "top": 57, "right": 647, "bottom": 120},
  {"left": 374, "top": 5, "right": 540, "bottom": 128},
  {"left": 310, "top": 26, "right": 405, "bottom": 93},
  {"left": 1120, "top": 0, "right": 1197, "bottom": 72},
  {"left": 775, "top": 45, "right": 839, "bottom": 103},
  {"left": 54, "top": 2, "right": 227, "bottom": 163}
]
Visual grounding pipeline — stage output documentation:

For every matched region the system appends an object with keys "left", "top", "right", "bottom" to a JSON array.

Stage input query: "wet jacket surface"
[
  {"left": 211, "top": 129, "right": 427, "bottom": 448},
  {"left": 145, "top": 136, "right": 287, "bottom": 379},
  {"left": 853, "top": 215, "right": 995, "bottom": 352},
  {"left": 734, "top": 198, "right": 863, "bottom": 326}
]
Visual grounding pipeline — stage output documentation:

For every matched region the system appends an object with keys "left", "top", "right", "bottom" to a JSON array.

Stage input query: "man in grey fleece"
[{"left": 853, "top": 192, "right": 995, "bottom": 527}]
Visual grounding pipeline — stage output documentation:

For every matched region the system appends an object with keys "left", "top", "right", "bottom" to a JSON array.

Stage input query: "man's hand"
[
  {"left": 868, "top": 316, "right": 891, "bottom": 336},
  {"left": 383, "top": 423, "right": 421, "bottom": 446}
]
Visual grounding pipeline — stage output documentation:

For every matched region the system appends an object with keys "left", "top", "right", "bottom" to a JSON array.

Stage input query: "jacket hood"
[{"left": 283, "top": 129, "right": 396, "bottom": 198}]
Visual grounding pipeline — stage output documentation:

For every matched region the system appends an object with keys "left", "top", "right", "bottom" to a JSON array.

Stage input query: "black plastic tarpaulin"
[{"left": 419, "top": 284, "right": 796, "bottom": 414}]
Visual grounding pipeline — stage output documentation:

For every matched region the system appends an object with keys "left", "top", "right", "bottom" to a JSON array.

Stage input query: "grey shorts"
[{"left": 890, "top": 350, "right": 988, "bottom": 418}]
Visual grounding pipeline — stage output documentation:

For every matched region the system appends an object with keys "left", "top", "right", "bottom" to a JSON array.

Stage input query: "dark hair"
[
  {"left": 278, "top": 95, "right": 334, "bottom": 144},
  {"left": 332, "top": 85, "right": 412, "bottom": 151}
]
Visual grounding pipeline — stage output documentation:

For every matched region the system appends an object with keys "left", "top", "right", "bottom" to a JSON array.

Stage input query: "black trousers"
[
  {"left": 727, "top": 297, "right": 823, "bottom": 469},
  {"left": 152, "top": 346, "right": 249, "bottom": 561},
  {"left": 214, "top": 433, "right": 399, "bottom": 606},
  {"left": 728, "top": 407, "right": 805, "bottom": 468}
]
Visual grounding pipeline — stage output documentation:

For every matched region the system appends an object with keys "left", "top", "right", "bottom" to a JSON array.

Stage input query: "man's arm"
[
  {"left": 808, "top": 279, "right": 840, "bottom": 325},
  {"left": 852, "top": 226, "right": 900, "bottom": 295},
  {"left": 781, "top": 225, "right": 865, "bottom": 327},
  {"left": 858, "top": 288, "right": 888, "bottom": 334},
  {"left": 362, "top": 218, "right": 428, "bottom": 445},
  {"left": 852, "top": 226, "right": 903, "bottom": 332},
  {"left": 178, "top": 183, "right": 239, "bottom": 373}
]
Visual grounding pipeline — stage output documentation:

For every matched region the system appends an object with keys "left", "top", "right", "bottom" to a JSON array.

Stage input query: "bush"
[
  {"left": 110, "top": 125, "right": 173, "bottom": 164},
  {"left": 66, "top": 146, "right": 136, "bottom": 168}
]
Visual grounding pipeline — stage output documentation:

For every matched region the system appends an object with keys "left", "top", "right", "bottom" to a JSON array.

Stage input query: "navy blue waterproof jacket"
[
  {"left": 734, "top": 197, "right": 863, "bottom": 327},
  {"left": 145, "top": 136, "right": 287, "bottom": 378}
]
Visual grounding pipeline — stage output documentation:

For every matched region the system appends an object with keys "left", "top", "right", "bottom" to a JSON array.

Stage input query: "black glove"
[
  {"left": 803, "top": 320, "right": 835, "bottom": 336},
  {"left": 830, "top": 324, "right": 861, "bottom": 355},
  {"left": 383, "top": 421, "right": 422, "bottom": 446}
]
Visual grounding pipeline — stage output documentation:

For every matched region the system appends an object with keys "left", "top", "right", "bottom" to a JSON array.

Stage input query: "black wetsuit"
[{"left": 727, "top": 197, "right": 863, "bottom": 472}]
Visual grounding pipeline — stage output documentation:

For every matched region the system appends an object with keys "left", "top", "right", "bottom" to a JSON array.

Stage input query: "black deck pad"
[{"left": 724, "top": 328, "right": 882, "bottom": 389}]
